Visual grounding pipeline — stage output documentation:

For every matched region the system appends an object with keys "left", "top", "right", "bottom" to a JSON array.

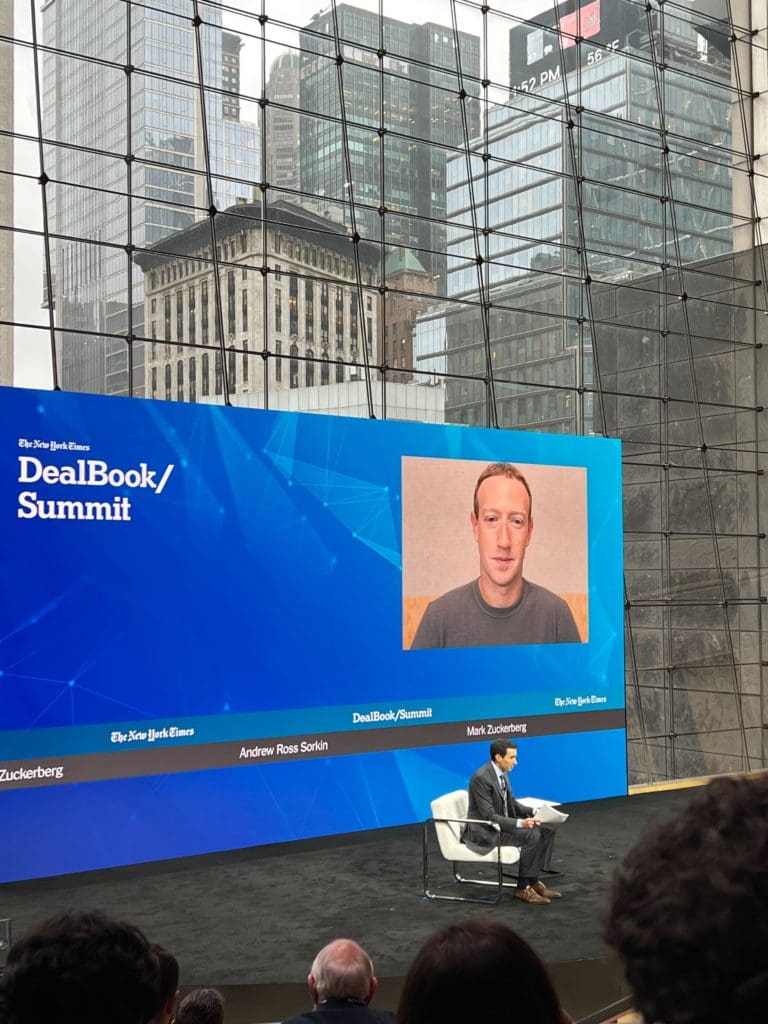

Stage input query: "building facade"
[
  {"left": 41, "top": 0, "right": 258, "bottom": 396},
  {"left": 0, "top": 0, "right": 13, "bottom": 385},
  {"left": 382, "top": 248, "right": 437, "bottom": 384},
  {"left": 265, "top": 51, "right": 302, "bottom": 195},
  {"left": 433, "top": 1, "right": 735, "bottom": 432},
  {"left": 135, "top": 200, "right": 380, "bottom": 404},
  {"left": 299, "top": 4, "right": 480, "bottom": 293}
]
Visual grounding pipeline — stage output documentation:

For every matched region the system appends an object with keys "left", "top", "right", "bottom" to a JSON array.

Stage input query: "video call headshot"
[{"left": 402, "top": 459, "right": 587, "bottom": 649}]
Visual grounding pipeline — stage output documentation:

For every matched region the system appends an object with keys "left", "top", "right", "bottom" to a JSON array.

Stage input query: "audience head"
[
  {"left": 0, "top": 910, "right": 158, "bottom": 1024},
  {"left": 606, "top": 773, "right": 768, "bottom": 1024},
  {"left": 149, "top": 944, "right": 179, "bottom": 1024},
  {"left": 396, "top": 920, "right": 563, "bottom": 1024},
  {"left": 308, "top": 939, "right": 377, "bottom": 1006},
  {"left": 175, "top": 987, "right": 225, "bottom": 1024}
]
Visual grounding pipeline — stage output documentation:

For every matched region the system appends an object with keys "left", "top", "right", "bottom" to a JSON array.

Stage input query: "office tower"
[
  {"left": 222, "top": 31, "right": 242, "bottom": 122},
  {"left": 41, "top": 0, "right": 258, "bottom": 396},
  {"left": 0, "top": 0, "right": 13, "bottom": 385},
  {"left": 299, "top": 4, "right": 480, "bottom": 293},
  {"left": 265, "top": 51, "right": 301, "bottom": 194},
  {"left": 428, "top": 0, "right": 734, "bottom": 431}
]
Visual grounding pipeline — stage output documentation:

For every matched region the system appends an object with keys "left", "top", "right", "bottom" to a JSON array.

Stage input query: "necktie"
[{"left": 500, "top": 775, "right": 509, "bottom": 815}]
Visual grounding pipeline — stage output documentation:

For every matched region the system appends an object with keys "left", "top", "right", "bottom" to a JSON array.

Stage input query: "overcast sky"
[{"left": 11, "top": 0, "right": 553, "bottom": 389}]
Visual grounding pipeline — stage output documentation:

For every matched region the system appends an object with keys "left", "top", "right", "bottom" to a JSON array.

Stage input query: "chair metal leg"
[
  {"left": 422, "top": 820, "right": 513, "bottom": 904},
  {"left": 453, "top": 866, "right": 519, "bottom": 888}
]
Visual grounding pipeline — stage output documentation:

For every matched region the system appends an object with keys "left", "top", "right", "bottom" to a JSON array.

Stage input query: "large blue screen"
[{"left": 0, "top": 386, "right": 625, "bottom": 881}]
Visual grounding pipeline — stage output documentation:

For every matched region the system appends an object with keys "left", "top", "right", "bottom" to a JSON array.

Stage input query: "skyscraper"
[
  {"left": 41, "top": 0, "right": 258, "bottom": 396},
  {"left": 299, "top": 4, "right": 480, "bottom": 293},
  {"left": 0, "top": 0, "right": 14, "bottom": 385},
  {"left": 424, "top": 0, "right": 734, "bottom": 430},
  {"left": 265, "top": 51, "right": 301, "bottom": 195},
  {"left": 222, "top": 31, "right": 243, "bottom": 122}
]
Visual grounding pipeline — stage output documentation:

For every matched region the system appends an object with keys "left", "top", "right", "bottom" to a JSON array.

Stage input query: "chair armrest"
[{"left": 427, "top": 815, "right": 500, "bottom": 832}]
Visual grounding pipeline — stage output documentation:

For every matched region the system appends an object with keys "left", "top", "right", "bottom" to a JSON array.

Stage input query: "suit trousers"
[{"left": 466, "top": 824, "right": 554, "bottom": 882}]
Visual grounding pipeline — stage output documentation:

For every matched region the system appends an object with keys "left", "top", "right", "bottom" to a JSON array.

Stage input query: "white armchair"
[{"left": 422, "top": 790, "right": 521, "bottom": 904}]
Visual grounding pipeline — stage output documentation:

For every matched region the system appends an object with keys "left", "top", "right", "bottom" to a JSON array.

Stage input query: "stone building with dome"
[{"left": 134, "top": 199, "right": 380, "bottom": 404}]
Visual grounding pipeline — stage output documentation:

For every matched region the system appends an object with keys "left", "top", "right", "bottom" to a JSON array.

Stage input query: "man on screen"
[
  {"left": 410, "top": 462, "right": 581, "bottom": 648},
  {"left": 462, "top": 739, "right": 561, "bottom": 905}
]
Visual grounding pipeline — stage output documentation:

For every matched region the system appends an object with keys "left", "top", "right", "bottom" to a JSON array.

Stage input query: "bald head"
[{"left": 308, "top": 939, "right": 377, "bottom": 1005}]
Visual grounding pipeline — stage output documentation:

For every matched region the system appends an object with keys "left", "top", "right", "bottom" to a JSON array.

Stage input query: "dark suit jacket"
[
  {"left": 461, "top": 761, "right": 533, "bottom": 850},
  {"left": 282, "top": 999, "right": 395, "bottom": 1024}
]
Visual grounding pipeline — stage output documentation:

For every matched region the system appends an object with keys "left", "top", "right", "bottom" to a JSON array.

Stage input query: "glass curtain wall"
[{"left": 6, "top": 0, "right": 768, "bottom": 783}]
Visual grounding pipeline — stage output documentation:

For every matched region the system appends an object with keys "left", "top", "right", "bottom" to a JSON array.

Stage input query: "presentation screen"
[{"left": 0, "top": 386, "right": 626, "bottom": 881}]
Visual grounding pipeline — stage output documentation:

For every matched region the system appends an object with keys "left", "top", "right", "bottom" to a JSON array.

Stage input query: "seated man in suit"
[
  {"left": 282, "top": 939, "right": 394, "bottom": 1024},
  {"left": 461, "top": 739, "right": 561, "bottom": 905}
]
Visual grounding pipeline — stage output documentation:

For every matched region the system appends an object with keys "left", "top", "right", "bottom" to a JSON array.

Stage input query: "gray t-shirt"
[{"left": 410, "top": 578, "right": 581, "bottom": 649}]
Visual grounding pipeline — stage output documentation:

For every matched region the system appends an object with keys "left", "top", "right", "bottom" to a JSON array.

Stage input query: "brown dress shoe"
[
  {"left": 532, "top": 880, "right": 562, "bottom": 899},
  {"left": 514, "top": 885, "right": 550, "bottom": 905}
]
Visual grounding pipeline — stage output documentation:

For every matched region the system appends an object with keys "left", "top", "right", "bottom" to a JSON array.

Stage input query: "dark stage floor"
[{"left": 0, "top": 787, "right": 697, "bottom": 1022}]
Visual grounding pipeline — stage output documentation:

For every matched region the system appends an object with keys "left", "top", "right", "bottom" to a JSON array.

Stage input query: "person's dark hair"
[
  {"left": 149, "top": 944, "right": 178, "bottom": 1015},
  {"left": 489, "top": 739, "right": 517, "bottom": 762},
  {"left": 396, "top": 920, "right": 563, "bottom": 1024},
  {"left": 175, "top": 988, "right": 225, "bottom": 1024},
  {"left": 0, "top": 910, "right": 158, "bottom": 1024},
  {"left": 605, "top": 774, "right": 768, "bottom": 1024},
  {"left": 473, "top": 463, "right": 532, "bottom": 520}
]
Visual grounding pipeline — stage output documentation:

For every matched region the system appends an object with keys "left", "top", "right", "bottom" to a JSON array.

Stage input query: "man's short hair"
[
  {"left": 149, "top": 944, "right": 179, "bottom": 1016},
  {"left": 310, "top": 939, "right": 374, "bottom": 1003},
  {"left": 489, "top": 739, "right": 517, "bottom": 762},
  {"left": 396, "top": 920, "right": 562, "bottom": 1024},
  {"left": 473, "top": 464, "right": 532, "bottom": 519},
  {"left": 175, "top": 988, "right": 225, "bottom": 1024},
  {"left": 605, "top": 774, "right": 768, "bottom": 1024},
  {"left": 0, "top": 910, "right": 158, "bottom": 1024}
]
